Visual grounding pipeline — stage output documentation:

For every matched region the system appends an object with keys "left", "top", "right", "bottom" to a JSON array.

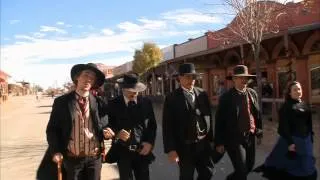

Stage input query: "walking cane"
[{"left": 57, "top": 160, "right": 63, "bottom": 180}]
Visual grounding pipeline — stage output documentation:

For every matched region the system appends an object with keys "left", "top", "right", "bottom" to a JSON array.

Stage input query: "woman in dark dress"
[{"left": 258, "top": 81, "right": 317, "bottom": 180}]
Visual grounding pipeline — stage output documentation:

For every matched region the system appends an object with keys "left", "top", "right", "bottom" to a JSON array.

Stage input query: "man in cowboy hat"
[
  {"left": 214, "top": 64, "right": 263, "bottom": 180},
  {"left": 162, "top": 63, "right": 214, "bottom": 180},
  {"left": 45, "top": 63, "right": 109, "bottom": 180},
  {"left": 103, "top": 73, "right": 157, "bottom": 180}
]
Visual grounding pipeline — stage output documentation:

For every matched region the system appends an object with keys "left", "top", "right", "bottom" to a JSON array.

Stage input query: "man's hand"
[
  {"left": 288, "top": 144, "right": 296, "bottom": 151},
  {"left": 52, "top": 153, "right": 63, "bottom": 164},
  {"left": 216, "top": 145, "right": 225, "bottom": 154},
  {"left": 103, "top": 127, "right": 115, "bottom": 139},
  {"left": 168, "top": 151, "right": 179, "bottom": 163},
  {"left": 139, "top": 142, "right": 153, "bottom": 155},
  {"left": 116, "top": 129, "right": 131, "bottom": 142}
]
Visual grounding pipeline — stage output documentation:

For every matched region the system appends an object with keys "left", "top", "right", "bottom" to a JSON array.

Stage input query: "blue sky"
[{"left": 1, "top": 0, "right": 292, "bottom": 89}]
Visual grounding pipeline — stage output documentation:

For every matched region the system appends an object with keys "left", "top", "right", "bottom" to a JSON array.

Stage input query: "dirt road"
[
  {"left": 1, "top": 95, "right": 318, "bottom": 180},
  {"left": 0, "top": 95, "right": 119, "bottom": 180}
]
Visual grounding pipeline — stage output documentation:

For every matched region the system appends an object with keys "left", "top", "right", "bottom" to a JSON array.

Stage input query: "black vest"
[{"left": 184, "top": 95, "right": 207, "bottom": 141}]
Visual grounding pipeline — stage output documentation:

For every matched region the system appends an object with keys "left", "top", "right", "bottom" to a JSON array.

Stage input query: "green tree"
[{"left": 132, "top": 42, "right": 163, "bottom": 75}]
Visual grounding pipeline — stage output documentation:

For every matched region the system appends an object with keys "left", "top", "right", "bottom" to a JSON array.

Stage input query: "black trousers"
[
  {"left": 63, "top": 156, "right": 102, "bottom": 180},
  {"left": 178, "top": 140, "right": 214, "bottom": 180},
  {"left": 117, "top": 148, "right": 151, "bottom": 180},
  {"left": 226, "top": 134, "right": 255, "bottom": 180}
]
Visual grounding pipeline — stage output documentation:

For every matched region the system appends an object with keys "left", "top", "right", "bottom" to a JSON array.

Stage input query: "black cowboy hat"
[
  {"left": 117, "top": 73, "right": 146, "bottom": 92},
  {"left": 226, "top": 65, "right": 256, "bottom": 80},
  {"left": 70, "top": 63, "right": 105, "bottom": 88},
  {"left": 178, "top": 63, "right": 200, "bottom": 77}
]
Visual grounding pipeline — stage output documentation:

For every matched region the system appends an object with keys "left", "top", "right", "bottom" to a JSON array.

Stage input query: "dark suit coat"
[
  {"left": 162, "top": 87, "right": 213, "bottom": 154},
  {"left": 214, "top": 87, "right": 262, "bottom": 146},
  {"left": 107, "top": 95, "right": 157, "bottom": 146},
  {"left": 46, "top": 91, "right": 109, "bottom": 156},
  {"left": 36, "top": 148, "right": 67, "bottom": 180}
]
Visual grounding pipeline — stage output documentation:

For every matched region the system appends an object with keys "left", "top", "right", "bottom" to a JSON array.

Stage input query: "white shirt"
[
  {"left": 75, "top": 90, "right": 90, "bottom": 98},
  {"left": 181, "top": 86, "right": 195, "bottom": 102},
  {"left": 235, "top": 87, "right": 246, "bottom": 94},
  {"left": 123, "top": 95, "right": 137, "bottom": 106}
]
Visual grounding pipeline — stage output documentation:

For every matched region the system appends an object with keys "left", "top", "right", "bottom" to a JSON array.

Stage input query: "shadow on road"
[
  {"left": 150, "top": 102, "right": 269, "bottom": 180},
  {"left": 1, "top": 143, "right": 46, "bottom": 160},
  {"left": 38, "top": 111, "right": 52, "bottom": 114},
  {"left": 37, "top": 105, "right": 52, "bottom": 108}
]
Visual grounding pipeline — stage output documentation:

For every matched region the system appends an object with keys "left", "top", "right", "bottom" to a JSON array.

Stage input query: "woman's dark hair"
[{"left": 284, "top": 81, "right": 301, "bottom": 101}]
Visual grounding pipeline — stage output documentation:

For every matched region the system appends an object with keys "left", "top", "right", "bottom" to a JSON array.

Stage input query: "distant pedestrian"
[
  {"left": 256, "top": 81, "right": 317, "bottom": 180},
  {"left": 37, "top": 63, "right": 109, "bottom": 180},
  {"left": 214, "top": 65, "right": 263, "bottom": 180},
  {"left": 162, "top": 63, "right": 214, "bottom": 180}
]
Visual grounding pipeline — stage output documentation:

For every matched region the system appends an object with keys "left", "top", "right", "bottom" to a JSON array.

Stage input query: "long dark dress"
[{"left": 260, "top": 98, "right": 317, "bottom": 179}]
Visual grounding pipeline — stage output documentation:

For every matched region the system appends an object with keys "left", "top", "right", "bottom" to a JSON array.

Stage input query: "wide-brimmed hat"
[
  {"left": 71, "top": 63, "right": 105, "bottom": 88},
  {"left": 117, "top": 73, "right": 146, "bottom": 92},
  {"left": 226, "top": 65, "right": 256, "bottom": 80},
  {"left": 178, "top": 63, "right": 199, "bottom": 77}
]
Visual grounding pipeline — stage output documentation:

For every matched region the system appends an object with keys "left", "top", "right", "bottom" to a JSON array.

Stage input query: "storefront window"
[
  {"left": 210, "top": 74, "right": 223, "bottom": 96},
  {"left": 310, "top": 66, "right": 320, "bottom": 97},
  {"left": 278, "top": 71, "right": 296, "bottom": 98},
  {"left": 195, "top": 74, "right": 203, "bottom": 88}
]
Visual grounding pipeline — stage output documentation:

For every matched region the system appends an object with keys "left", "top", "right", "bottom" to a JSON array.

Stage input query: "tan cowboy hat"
[{"left": 226, "top": 65, "right": 256, "bottom": 80}]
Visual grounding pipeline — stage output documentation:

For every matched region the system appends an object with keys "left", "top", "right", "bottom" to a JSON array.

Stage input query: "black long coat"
[
  {"left": 36, "top": 91, "right": 108, "bottom": 180},
  {"left": 278, "top": 98, "right": 313, "bottom": 144},
  {"left": 162, "top": 87, "right": 213, "bottom": 154},
  {"left": 214, "top": 87, "right": 262, "bottom": 146},
  {"left": 105, "top": 95, "right": 157, "bottom": 162}
]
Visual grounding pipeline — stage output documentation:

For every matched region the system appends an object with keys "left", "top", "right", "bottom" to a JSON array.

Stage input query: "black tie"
[{"left": 128, "top": 101, "right": 136, "bottom": 108}]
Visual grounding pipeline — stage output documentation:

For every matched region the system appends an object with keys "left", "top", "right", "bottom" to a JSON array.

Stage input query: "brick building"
[
  {"left": 0, "top": 70, "right": 11, "bottom": 103},
  {"left": 142, "top": 1, "right": 320, "bottom": 108}
]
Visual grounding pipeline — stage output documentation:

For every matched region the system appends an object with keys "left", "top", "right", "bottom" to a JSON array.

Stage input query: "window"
[
  {"left": 195, "top": 74, "right": 203, "bottom": 88},
  {"left": 278, "top": 71, "right": 296, "bottom": 98},
  {"left": 210, "top": 74, "right": 222, "bottom": 96},
  {"left": 310, "top": 66, "right": 320, "bottom": 97}
]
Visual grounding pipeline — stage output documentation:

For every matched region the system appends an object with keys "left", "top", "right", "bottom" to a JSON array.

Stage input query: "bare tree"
[{"left": 208, "top": 0, "right": 302, "bottom": 109}]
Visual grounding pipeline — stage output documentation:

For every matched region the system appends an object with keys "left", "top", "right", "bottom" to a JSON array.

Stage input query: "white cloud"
[
  {"left": 33, "top": 32, "right": 46, "bottom": 38},
  {"left": 138, "top": 18, "right": 167, "bottom": 30},
  {"left": 56, "top": 21, "right": 65, "bottom": 25},
  {"left": 92, "top": 56, "right": 133, "bottom": 66},
  {"left": 6, "top": 63, "right": 74, "bottom": 89},
  {"left": 88, "top": 25, "right": 95, "bottom": 30},
  {"left": 101, "top": 28, "right": 115, "bottom": 35},
  {"left": 118, "top": 19, "right": 167, "bottom": 33},
  {"left": 118, "top": 21, "right": 141, "bottom": 32},
  {"left": 40, "top": 25, "right": 67, "bottom": 34},
  {"left": 1, "top": 9, "right": 220, "bottom": 88},
  {"left": 162, "top": 9, "right": 221, "bottom": 25},
  {"left": 9, "top": 20, "right": 20, "bottom": 25},
  {"left": 14, "top": 35, "right": 36, "bottom": 41}
]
